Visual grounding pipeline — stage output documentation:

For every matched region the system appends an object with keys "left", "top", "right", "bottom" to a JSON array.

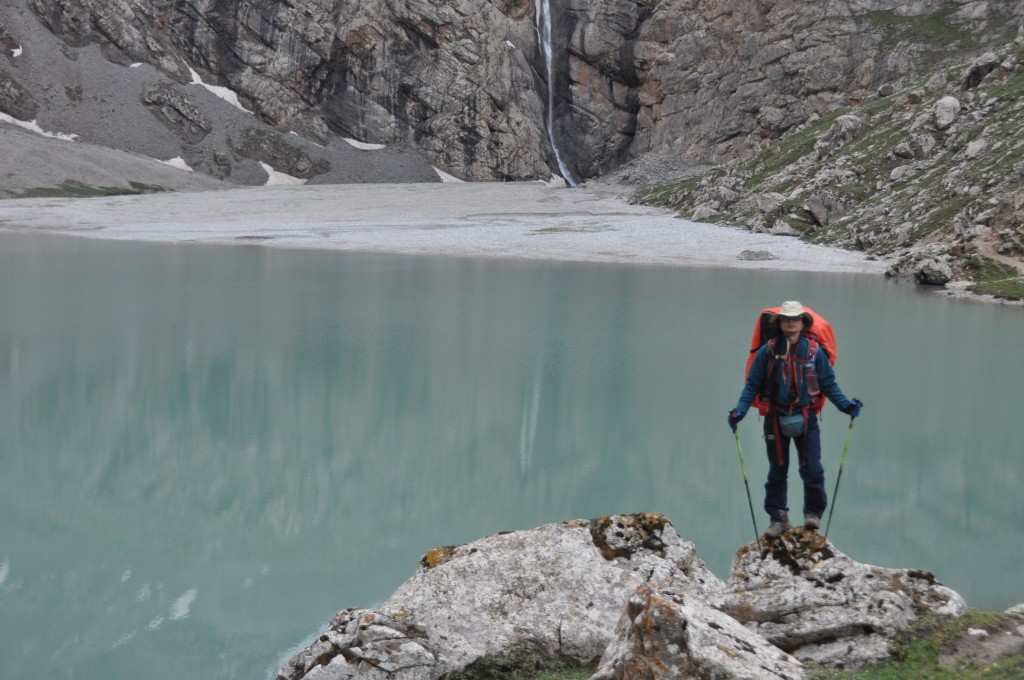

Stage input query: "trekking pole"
[
  {"left": 824, "top": 416, "right": 856, "bottom": 539},
  {"left": 733, "top": 430, "right": 762, "bottom": 550}
]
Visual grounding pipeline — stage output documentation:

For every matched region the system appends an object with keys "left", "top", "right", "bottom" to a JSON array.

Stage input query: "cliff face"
[{"left": 14, "top": 0, "right": 1022, "bottom": 183}]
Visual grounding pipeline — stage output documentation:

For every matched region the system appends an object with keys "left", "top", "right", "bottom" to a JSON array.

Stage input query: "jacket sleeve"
[
  {"left": 816, "top": 348, "right": 851, "bottom": 411},
  {"left": 736, "top": 346, "right": 768, "bottom": 414}
]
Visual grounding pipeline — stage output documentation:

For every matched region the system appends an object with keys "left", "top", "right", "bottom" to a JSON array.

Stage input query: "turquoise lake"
[{"left": 0, "top": 232, "right": 1021, "bottom": 679}]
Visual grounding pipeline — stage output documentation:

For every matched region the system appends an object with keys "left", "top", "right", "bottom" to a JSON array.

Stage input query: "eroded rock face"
[
  {"left": 25, "top": 0, "right": 1005, "bottom": 182},
  {"left": 716, "top": 528, "right": 967, "bottom": 669},
  {"left": 593, "top": 583, "right": 804, "bottom": 680},
  {"left": 278, "top": 514, "right": 723, "bottom": 680}
]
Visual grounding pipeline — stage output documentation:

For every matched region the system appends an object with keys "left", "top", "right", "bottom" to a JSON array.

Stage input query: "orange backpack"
[{"left": 744, "top": 306, "right": 837, "bottom": 415}]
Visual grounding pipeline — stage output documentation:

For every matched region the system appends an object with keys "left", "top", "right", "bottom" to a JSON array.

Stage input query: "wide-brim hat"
[{"left": 769, "top": 300, "right": 813, "bottom": 326}]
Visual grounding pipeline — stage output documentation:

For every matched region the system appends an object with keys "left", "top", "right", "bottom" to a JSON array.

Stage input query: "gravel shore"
[{"left": 0, "top": 181, "right": 887, "bottom": 273}]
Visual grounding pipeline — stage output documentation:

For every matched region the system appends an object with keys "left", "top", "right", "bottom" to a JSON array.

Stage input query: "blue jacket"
[{"left": 736, "top": 335, "right": 851, "bottom": 416}]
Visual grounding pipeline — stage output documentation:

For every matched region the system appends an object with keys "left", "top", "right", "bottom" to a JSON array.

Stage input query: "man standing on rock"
[{"left": 727, "top": 301, "right": 862, "bottom": 538}]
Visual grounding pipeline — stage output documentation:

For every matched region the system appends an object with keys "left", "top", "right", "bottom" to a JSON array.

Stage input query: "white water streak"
[{"left": 537, "top": 0, "right": 576, "bottom": 186}]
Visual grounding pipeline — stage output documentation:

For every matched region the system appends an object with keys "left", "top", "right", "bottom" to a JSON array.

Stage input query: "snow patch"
[
  {"left": 187, "top": 66, "right": 251, "bottom": 114},
  {"left": 12, "top": 46, "right": 23, "bottom": 57},
  {"left": 160, "top": 157, "right": 194, "bottom": 172},
  {"left": 130, "top": 62, "right": 142, "bottom": 68},
  {"left": 0, "top": 113, "right": 79, "bottom": 141},
  {"left": 433, "top": 167, "right": 464, "bottom": 183},
  {"left": 342, "top": 137, "right": 386, "bottom": 150},
  {"left": 260, "top": 162, "right": 306, "bottom": 186}
]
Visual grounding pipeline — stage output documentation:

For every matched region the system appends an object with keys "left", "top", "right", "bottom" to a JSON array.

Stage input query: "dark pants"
[{"left": 763, "top": 412, "right": 827, "bottom": 521}]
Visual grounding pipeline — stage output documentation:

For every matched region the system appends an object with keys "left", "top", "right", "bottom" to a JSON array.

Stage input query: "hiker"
[{"left": 728, "top": 301, "right": 862, "bottom": 538}]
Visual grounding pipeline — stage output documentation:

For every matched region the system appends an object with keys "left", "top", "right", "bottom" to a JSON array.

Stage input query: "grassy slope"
[{"left": 634, "top": 11, "right": 1024, "bottom": 300}]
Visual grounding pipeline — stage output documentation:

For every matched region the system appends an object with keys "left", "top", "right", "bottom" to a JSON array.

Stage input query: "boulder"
[
  {"left": 739, "top": 249, "right": 779, "bottom": 261},
  {"left": 143, "top": 82, "right": 212, "bottom": 143},
  {"left": 914, "top": 258, "right": 955, "bottom": 285},
  {"left": 715, "top": 528, "right": 967, "bottom": 669},
  {"left": 893, "top": 133, "right": 937, "bottom": 160},
  {"left": 277, "top": 514, "right": 724, "bottom": 680},
  {"left": 814, "top": 114, "right": 865, "bottom": 159},
  {"left": 934, "top": 96, "right": 962, "bottom": 131},
  {"left": 756, "top": 192, "right": 787, "bottom": 214},
  {"left": 804, "top": 193, "right": 848, "bottom": 227},
  {"left": 960, "top": 52, "right": 1002, "bottom": 90},
  {"left": 592, "top": 583, "right": 804, "bottom": 680}
]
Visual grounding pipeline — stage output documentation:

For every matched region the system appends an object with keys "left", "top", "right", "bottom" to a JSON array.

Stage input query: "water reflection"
[{"left": 0, "top": 233, "right": 1021, "bottom": 680}]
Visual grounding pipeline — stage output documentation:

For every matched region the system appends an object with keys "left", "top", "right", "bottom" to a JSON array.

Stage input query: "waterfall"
[{"left": 537, "top": 0, "right": 578, "bottom": 186}]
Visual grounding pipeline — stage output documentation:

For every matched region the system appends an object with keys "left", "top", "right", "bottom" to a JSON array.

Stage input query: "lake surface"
[{"left": 0, "top": 232, "right": 1021, "bottom": 679}]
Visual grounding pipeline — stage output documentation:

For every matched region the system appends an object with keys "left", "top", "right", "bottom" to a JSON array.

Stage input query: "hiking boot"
[
  {"left": 804, "top": 514, "right": 821, "bottom": 531},
  {"left": 764, "top": 512, "right": 791, "bottom": 538}
]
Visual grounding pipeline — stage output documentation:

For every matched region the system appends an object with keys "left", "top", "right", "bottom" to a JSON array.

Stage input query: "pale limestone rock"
[
  {"left": 738, "top": 249, "right": 779, "bottom": 261},
  {"left": 935, "top": 96, "right": 962, "bottom": 130},
  {"left": 893, "top": 133, "right": 937, "bottom": 160},
  {"left": 716, "top": 528, "right": 966, "bottom": 669},
  {"left": 966, "top": 138, "right": 988, "bottom": 158},
  {"left": 914, "top": 258, "right": 956, "bottom": 285},
  {"left": 756, "top": 192, "right": 788, "bottom": 214},
  {"left": 278, "top": 514, "right": 723, "bottom": 680},
  {"left": 814, "top": 114, "right": 865, "bottom": 159},
  {"left": 804, "top": 193, "right": 848, "bottom": 227},
  {"left": 593, "top": 584, "right": 804, "bottom": 680}
]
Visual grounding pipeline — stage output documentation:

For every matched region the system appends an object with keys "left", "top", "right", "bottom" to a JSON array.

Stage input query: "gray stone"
[
  {"left": 739, "top": 249, "right": 779, "bottom": 261},
  {"left": 143, "top": 82, "right": 211, "bottom": 143},
  {"left": 1006, "top": 603, "right": 1024, "bottom": 616},
  {"left": 278, "top": 514, "right": 723, "bottom": 680},
  {"left": 935, "top": 96, "right": 962, "bottom": 130},
  {"left": 756, "top": 192, "right": 787, "bottom": 214},
  {"left": 814, "top": 114, "right": 865, "bottom": 159},
  {"left": 716, "top": 528, "right": 967, "bottom": 669},
  {"left": 0, "top": 71, "right": 39, "bottom": 121},
  {"left": 593, "top": 583, "right": 804, "bottom": 680},
  {"left": 914, "top": 257, "right": 956, "bottom": 285},
  {"left": 804, "top": 193, "right": 848, "bottom": 227},
  {"left": 893, "top": 133, "right": 937, "bottom": 160}
]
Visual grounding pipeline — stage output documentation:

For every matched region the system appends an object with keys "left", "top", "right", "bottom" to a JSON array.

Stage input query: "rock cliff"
[
  {"left": 7, "top": 0, "right": 1024, "bottom": 185},
  {"left": 276, "top": 513, "right": 967, "bottom": 680},
  {"left": 632, "top": 43, "right": 1024, "bottom": 300}
]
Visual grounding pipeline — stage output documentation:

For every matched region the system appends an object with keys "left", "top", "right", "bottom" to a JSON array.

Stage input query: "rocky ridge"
[
  {"left": 633, "top": 42, "right": 1024, "bottom": 301},
  {"left": 276, "top": 513, "right": 983, "bottom": 680},
  {"left": 7, "top": 0, "right": 1024, "bottom": 188}
]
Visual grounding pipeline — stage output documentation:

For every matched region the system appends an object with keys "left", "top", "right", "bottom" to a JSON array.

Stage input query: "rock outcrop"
[
  {"left": 634, "top": 39, "right": 1024, "bottom": 300},
  {"left": 593, "top": 583, "right": 803, "bottom": 680},
  {"left": 8, "top": 0, "right": 1024, "bottom": 184},
  {"left": 718, "top": 528, "right": 966, "bottom": 668},
  {"left": 277, "top": 514, "right": 966, "bottom": 680},
  {"left": 278, "top": 514, "right": 722, "bottom": 680}
]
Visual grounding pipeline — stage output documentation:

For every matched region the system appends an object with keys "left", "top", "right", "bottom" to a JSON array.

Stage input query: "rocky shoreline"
[{"left": 275, "top": 513, "right": 1023, "bottom": 680}]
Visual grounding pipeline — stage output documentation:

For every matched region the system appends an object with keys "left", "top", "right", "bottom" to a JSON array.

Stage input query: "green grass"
[
  {"left": 18, "top": 180, "right": 167, "bottom": 198},
  {"left": 632, "top": 175, "right": 701, "bottom": 207},
  {"left": 808, "top": 611, "right": 1024, "bottom": 679},
  {"left": 968, "top": 257, "right": 1024, "bottom": 300}
]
